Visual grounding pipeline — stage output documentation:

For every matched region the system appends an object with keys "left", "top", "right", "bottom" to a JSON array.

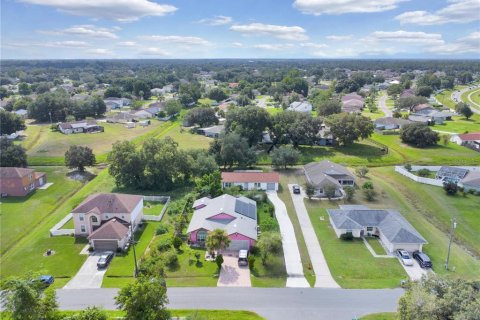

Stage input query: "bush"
[
  {"left": 155, "top": 224, "right": 169, "bottom": 235},
  {"left": 400, "top": 123, "right": 439, "bottom": 147},
  {"left": 404, "top": 163, "right": 412, "bottom": 172},
  {"left": 443, "top": 181, "right": 458, "bottom": 195},
  {"left": 363, "top": 188, "right": 377, "bottom": 201},
  {"left": 156, "top": 239, "right": 171, "bottom": 252},
  {"left": 343, "top": 186, "right": 355, "bottom": 201},
  {"left": 215, "top": 254, "right": 224, "bottom": 269},
  {"left": 340, "top": 232, "right": 354, "bottom": 241},
  {"left": 249, "top": 246, "right": 260, "bottom": 255},
  {"left": 248, "top": 255, "right": 256, "bottom": 270},
  {"left": 162, "top": 250, "right": 179, "bottom": 268},
  {"left": 355, "top": 166, "right": 369, "bottom": 178},
  {"left": 172, "top": 236, "right": 183, "bottom": 250},
  {"left": 362, "top": 181, "right": 374, "bottom": 189},
  {"left": 417, "top": 168, "right": 431, "bottom": 177}
]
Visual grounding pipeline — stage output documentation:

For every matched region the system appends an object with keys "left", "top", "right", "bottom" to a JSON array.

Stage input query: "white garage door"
[
  {"left": 228, "top": 240, "right": 249, "bottom": 251},
  {"left": 93, "top": 240, "right": 118, "bottom": 252},
  {"left": 267, "top": 183, "right": 276, "bottom": 191}
]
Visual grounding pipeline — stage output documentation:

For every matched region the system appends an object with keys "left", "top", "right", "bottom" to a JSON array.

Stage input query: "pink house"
[{"left": 187, "top": 194, "right": 258, "bottom": 251}]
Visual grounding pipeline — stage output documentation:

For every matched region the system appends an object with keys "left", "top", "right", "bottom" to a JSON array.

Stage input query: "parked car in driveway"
[
  {"left": 238, "top": 249, "right": 249, "bottom": 266},
  {"left": 35, "top": 275, "right": 54, "bottom": 287},
  {"left": 412, "top": 251, "right": 432, "bottom": 268},
  {"left": 97, "top": 251, "right": 114, "bottom": 269},
  {"left": 292, "top": 185, "right": 301, "bottom": 194},
  {"left": 397, "top": 249, "right": 414, "bottom": 266}
]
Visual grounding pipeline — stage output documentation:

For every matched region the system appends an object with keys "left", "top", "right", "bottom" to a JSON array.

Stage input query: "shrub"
[
  {"left": 443, "top": 181, "right": 458, "bottom": 195},
  {"left": 249, "top": 246, "right": 260, "bottom": 255},
  {"left": 340, "top": 232, "right": 354, "bottom": 241},
  {"left": 404, "top": 163, "right": 412, "bottom": 172},
  {"left": 417, "top": 168, "right": 431, "bottom": 177},
  {"left": 155, "top": 224, "right": 169, "bottom": 235},
  {"left": 362, "top": 181, "right": 374, "bottom": 189},
  {"left": 248, "top": 255, "right": 256, "bottom": 270},
  {"left": 88, "top": 246, "right": 94, "bottom": 252},
  {"left": 162, "top": 250, "right": 178, "bottom": 268},
  {"left": 156, "top": 239, "right": 171, "bottom": 252},
  {"left": 215, "top": 254, "right": 224, "bottom": 269},
  {"left": 363, "top": 188, "right": 377, "bottom": 201},
  {"left": 172, "top": 236, "right": 183, "bottom": 250},
  {"left": 343, "top": 186, "right": 355, "bottom": 201},
  {"left": 355, "top": 166, "right": 369, "bottom": 178}
]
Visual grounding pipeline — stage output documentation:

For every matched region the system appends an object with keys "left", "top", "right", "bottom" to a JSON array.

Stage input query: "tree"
[
  {"left": 398, "top": 275, "right": 479, "bottom": 320},
  {"left": 270, "top": 145, "right": 300, "bottom": 169},
  {"left": 457, "top": 72, "right": 473, "bottom": 84},
  {"left": 270, "top": 111, "right": 323, "bottom": 148},
  {"left": 395, "top": 96, "right": 428, "bottom": 111},
  {"left": 343, "top": 186, "right": 355, "bottom": 201},
  {"left": 104, "top": 86, "right": 123, "bottom": 98},
  {"left": 0, "top": 277, "right": 59, "bottom": 320},
  {"left": 108, "top": 140, "right": 144, "bottom": 189},
  {"left": 417, "top": 168, "right": 431, "bottom": 177},
  {"left": 18, "top": 82, "right": 31, "bottom": 95},
  {"left": 215, "top": 254, "right": 224, "bottom": 269},
  {"left": 325, "top": 113, "right": 374, "bottom": 146},
  {"left": 133, "top": 80, "right": 151, "bottom": 99},
  {"left": 28, "top": 90, "right": 73, "bottom": 122},
  {"left": 257, "top": 232, "right": 282, "bottom": 265},
  {"left": 0, "top": 110, "right": 26, "bottom": 135},
  {"left": 404, "top": 163, "right": 412, "bottom": 172},
  {"left": 316, "top": 99, "right": 341, "bottom": 116},
  {"left": 324, "top": 184, "right": 337, "bottom": 200},
  {"left": 400, "top": 123, "right": 439, "bottom": 148},
  {"left": 208, "top": 88, "right": 228, "bottom": 102},
  {"left": 165, "top": 100, "right": 182, "bottom": 116},
  {"left": 225, "top": 106, "right": 271, "bottom": 146},
  {"left": 387, "top": 84, "right": 403, "bottom": 96},
  {"left": 195, "top": 171, "right": 222, "bottom": 197},
  {"left": 305, "top": 183, "right": 315, "bottom": 199},
  {"left": 0, "top": 138, "right": 28, "bottom": 167},
  {"left": 455, "top": 102, "right": 473, "bottom": 120},
  {"left": 115, "top": 277, "right": 170, "bottom": 320},
  {"left": 184, "top": 107, "right": 218, "bottom": 127},
  {"left": 355, "top": 166, "right": 369, "bottom": 178},
  {"left": 362, "top": 182, "right": 377, "bottom": 201},
  {"left": 188, "top": 150, "right": 218, "bottom": 177},
  {"left": 67, "top": 307, "right": 108, "bottom": 320},
  {"left": 205, "top": 229, "right": 231, "bottom": 255},
  {"left": 65, "top": 145, "right": 96, "bottom": 172},
  {"left": 210, "top": 132, "right": 257, "bottom": 168},
  {"left": 443, "top": 181, "right": 458, "bottom": 195},
  {"left": 416, "top": 86, "right": 433, "bottom": 97}
]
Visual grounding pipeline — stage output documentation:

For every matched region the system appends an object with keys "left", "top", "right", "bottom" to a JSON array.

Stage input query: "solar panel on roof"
[{"left": 235, "top": 199, "right": 256, "bottom": 220}]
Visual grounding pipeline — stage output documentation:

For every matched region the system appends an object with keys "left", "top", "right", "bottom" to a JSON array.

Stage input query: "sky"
[{"left": 1, "top": 0, "right": 479, "bottom": 59}]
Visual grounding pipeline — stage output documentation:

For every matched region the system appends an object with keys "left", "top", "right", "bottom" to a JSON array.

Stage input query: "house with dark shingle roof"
[
  {"left": 459, "top": 171, "right": 480, "bottom": 192},
  {"left": 187, "top": 194, "right": 258, "bottom": 251},
  {"left": 72, "top": 193, "right": 144, "bottom": 251},
  {"left": 304, "top": 160, "right": 355, "bottom": 198},
  {"left": 327, "top": 205, "right": 427, "bottom": 253},
  {"left": 0, "top": 167, "right": 47, "bottom": 197}
]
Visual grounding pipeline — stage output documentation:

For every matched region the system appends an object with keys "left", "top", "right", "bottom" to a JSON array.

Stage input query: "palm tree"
[{"left": 205, "top": 229, "right": 231, "bottom": 256}]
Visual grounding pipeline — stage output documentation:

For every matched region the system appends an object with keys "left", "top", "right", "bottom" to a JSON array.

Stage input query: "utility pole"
[
  {"left": 445, "top": 218, "right": 457, "bottom": 270},
  {"left": 130, "top": 225, "right": 138, "bottom": 277}
]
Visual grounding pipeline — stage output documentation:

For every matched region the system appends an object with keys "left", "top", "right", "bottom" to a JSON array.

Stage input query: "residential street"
[
  {"left": 288, "top": 184, "right": 340, "bottom": 288},
  {"left": 267, "top": 191, "right": 310, "bottom": 288},
  {"left": 56, "top": 287, "right": 404, "bottom": 320},
  {"left": 378, "top": 94, "right": 392, "bottom": 117}
]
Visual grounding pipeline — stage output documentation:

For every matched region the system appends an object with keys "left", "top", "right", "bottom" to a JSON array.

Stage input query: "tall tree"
[
  {"left": 184, "top": 107, "right": 218, "bottom": 127},
  {"left": 325, "top": 113, "right": 374, "bottom": 146},
  {"left": 316, "top": 99, "right": 342, "bottom": 116},
  {"left": 225, "top": 106, "right": 271, "bottom": 146},
  {"left": 0, "top": 110, "right": 26, "bottom": 135},
  {"left": 209, "top": 132, "right": 257, "bottom": 168},
  {"left": 271, "top": 145, "right": 300, "bottom": 169},
  {"left": 65, "top": 145, "right": 96, "bottom": 172},
  {"left": 400, "top": 123, "right": 439, "bottom": 148},
  {"left": 115, "top": 277, "right": 170, "bottom": 320},
  {"left": 108, "top": 140, "right": 144, "bottom": 188},
  {"left": 0, "top": 138, "right": 28, "bottom": 167},
  {"left": 205, "top": 229, "right": 231, "bottom": 255},
  {"left": 455, "top": 102, "right": 473, "bottom": 120},
  {"left": 208, "top": 88, "right": 228, "bottom": 102}
]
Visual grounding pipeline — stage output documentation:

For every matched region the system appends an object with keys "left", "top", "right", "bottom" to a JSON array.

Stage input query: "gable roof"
[
  {"left": 88, "top": 218, "right": 129, "bottom": 240},
  {"left": 288, "top": 101, "right": 312, "bottom": 112},
  {"left": 187, "top": 194, "right": 258, "bottom": 240},
  {"left": 461, "top": 171, "right": 480, "bottom": 187},
  {"left": 327, "top": 205, "right": 427, "bottom": 244},
  {"left": 457, "top": 132, "right": 480, "bottom": 141},
  {"left": 304, "top": 160, "right": 355, "bottom": 184},
  {"left": 374, "top": 117, "right": 411, "bottom": 127},
  {"left": 72, "top": 193, "right": 143, "bottom": 214},
  {"left": 413, "top": 104, "right": 434, "bottom": 112},
  {"left": 221, "top": 171, "right": 279, "bottom": 183},
  {"left": 0, "top": 167, "right": 35, "bottom": 179},
  {"left": 342, "top": 93, "right": 364, "bottom": 102}
]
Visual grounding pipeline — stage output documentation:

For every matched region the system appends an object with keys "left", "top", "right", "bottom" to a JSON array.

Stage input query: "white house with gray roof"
[
  {"left": 187, "top": 194, "right": 257, "bottom": 251},
  {"left": 304, "top": 160, "right": 355, "bottom": 198},
  {"left": 327, "top": 205, "right": 427, "bottom": 253}
]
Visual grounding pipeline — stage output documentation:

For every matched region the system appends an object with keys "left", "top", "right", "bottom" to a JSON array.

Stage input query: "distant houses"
[
  {"left": 0, "top": 167, "right": 47, "bottom": 197},
  {"left": 104, "top": 97, "right": 132, "bottom": 110},
  {"left": 197, "top": 125, "right": 224, "bottom": 138},
  {"left": 374, "top": 117, "right": 411, "bottom": 131},
  {"left": 450, "top": 132, "right": 480, "bottom": 152},
  {"left": 58, "top": 120, "right": 104, "bottom": 134},
  {"left": 341, "top": 93, "right": 364, "bottom": 113},
  {"left": 287, "top": 101, "right": 313, "bottom": 113}
]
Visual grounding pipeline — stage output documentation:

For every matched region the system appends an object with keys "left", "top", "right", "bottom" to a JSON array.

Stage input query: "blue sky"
[{"left": 1, "top": 0, "right": 479, "bottom": 59}]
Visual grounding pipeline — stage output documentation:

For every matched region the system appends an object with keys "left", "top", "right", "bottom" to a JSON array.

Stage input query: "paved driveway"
[
  {"left": 288, "top": 184, "right": 340, "bottom": 288},
  {"left": 64, "top": 253, "right": 107, "bottom": 289},
  {"left": 267, "top": 191, "right": 309, "bottom": 287},
  {"left": 378, "top": 94, "right": 392, "bottom": 117},
  {"left": 397, "top": 257, "right": 429, "bottom": 281},
  {"left": 217, "top": 256, "right": 251, "bottom": 287}
]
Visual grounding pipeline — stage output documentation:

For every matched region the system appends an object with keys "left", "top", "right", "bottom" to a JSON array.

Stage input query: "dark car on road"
[
  {"left": 292, "top": 185, "right": 301, "bottom": 194},
  {"left": 413, "top": 251, "right": 432, "bottom": 268},
  {"left": 97, "top": 251, "right": 114, "bottom": 269}
]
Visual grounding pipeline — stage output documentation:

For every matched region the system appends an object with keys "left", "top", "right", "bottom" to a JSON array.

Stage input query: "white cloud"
[
  {"left": 293, "top": 0, "right": 406, "bottom": 15},
  {"left": 138, "top": 35, "right": 211, "bottom": 46},
  {"left": 428, "top": 31, "right": 480, "bottom": 54},
  {"left": 395, "top": 0, "right": 480, "bottom": 25},
  {"left": 85, "top": 48, "right": 114, "bottom": 55},
  {"left": 118, "top": 41, "right": 136, "bottom": 46},
  {"left": 300, "top": 42, "right": 328, "bottom": 49},
  {"left": 366, "top": 30, "right": 444, "bottom": 45},
  {"left": 43, "top": 40, "right": 91, "bottom": 48},
  {"left": 326, "top": 35, "right": 353, "bottom": 41},
  {"left": 230, "top": 23, "right": 308, "bottom": 41},
  {"left": 231, "top": 42, "right": 244, "bottom": 47},
  {"left": 20, "top": 0, "right": 177, "bottom": 22},
  {"left": 138, "top": 47, "right": 171, "bottom": 56},
  {"left": 198, "top": 16, "right": 233, "bottom": 26},
  {"left": 253, "top": 43, "right": 294, "bottom": 51},
  {"left": 39, "top": 25, "right": 118, "bottom": 39}
]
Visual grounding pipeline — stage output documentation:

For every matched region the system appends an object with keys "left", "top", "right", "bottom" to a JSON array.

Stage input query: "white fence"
[
  {"left": 394, "top": 166, "right": 444, "bottom": 187},
  {"left": 50, "top": 213, "right": 75, "bottom": 236},
  {"left": 143, "top": 196, "right": 171, "bottom": 221}
]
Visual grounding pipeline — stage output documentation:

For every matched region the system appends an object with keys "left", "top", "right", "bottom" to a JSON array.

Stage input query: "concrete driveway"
[
  {"left": 288, "top": 184, "right": 340, "bottom": 288},
  {"left": 267, "top": 191, "right": 309, "bottom": 287},
  {"left": 378, "top": 94, "right": 392, "bottom": 117},
  {"left": 217, "top": 256, "right": 251, "bottom": 287},
  {"left": 64, "top": 253, "right": 107, "bottom": 289},
  {"left": 397, "top": 257, "right": 429, "bottom": 281}
]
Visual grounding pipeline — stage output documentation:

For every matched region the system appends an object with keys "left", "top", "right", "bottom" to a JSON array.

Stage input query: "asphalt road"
[
  {"left": 57, "top": 287, "right": 404, "bottom": 320},
  {"left": 378, "top": 94, "right": 392, "bottom": 117}
]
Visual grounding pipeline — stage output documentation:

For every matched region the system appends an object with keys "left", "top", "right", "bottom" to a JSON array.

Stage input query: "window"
[
  {"left": 91, "top": 216, "right": 98, "bottom": 223},
  {"left": 197, "top": 230, "right": 207, "bottom": 242},
  {"left": 367, "top": 227, "right": 373, "bottom": 232},
  {"left": 80, "top": 225, "right": 86, "bottom": 233},
  {"left": 79, "top": 215, "right": 84, "bottom": 221},
  {"left": 254, "top": 182, "right": 261, "bottom": 189},
  {"left": 224, "top": 182, "right": 232, "bottom": 188},
  {"left": 105, "top": 215, "right": 109, "bottom": 219}
]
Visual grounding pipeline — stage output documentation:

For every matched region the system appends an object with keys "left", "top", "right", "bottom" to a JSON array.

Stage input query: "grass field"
[
  {"left": 0, "top": 166, "right": 83, "bottom": 254},
  {"left": 154, "top": 122, "right": 212, "bottom": 149},
  {"left": 361, "top": 313, "right": 397, "bottom": 320},
  {"left": 433, "top": 114, "right": 480, "bottom": 134},
  {"left": 460, "top": 87, "right": 480, "bottom": 107},
  {"left": 365, "top": 237, "right": 387, "bottom": 255},
  {"left": 143, "top": 201, "right": 165, "bottom": 216}
]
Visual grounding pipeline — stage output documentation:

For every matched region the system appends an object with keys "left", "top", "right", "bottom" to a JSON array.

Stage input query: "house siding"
[
  {"left": 0, "top": 171, "right": 46, "bottom": 197},
  {"left": 222, "top": 181, "right": 278, "bottom": 191}
]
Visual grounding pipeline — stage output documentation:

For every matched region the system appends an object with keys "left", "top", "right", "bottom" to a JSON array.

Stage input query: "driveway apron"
[{"left": 64, "top": 253, "right": 107, "bottom": 289}]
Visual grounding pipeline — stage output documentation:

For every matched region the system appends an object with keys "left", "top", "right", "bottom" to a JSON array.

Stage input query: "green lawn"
[
  {"left": 61, "top": 217, "right": 75, "bottom": 229},
  {"left": 362, "top": 108, "right": 385, "bottom": 120},
  {"left": 250, "top": 251, "right": 287, "bottom": 287},
  {"left": 371, "top": 168, "right": 480, "bottom": 271},
  {"left": 460, "top": 87, "right": 480, "bottom": 106},
  {"left": 0, "top": 166, "right": 83, "bottom": 254},
  {"left": 143, "top": 201, "right": 165, "bottom": 216},
  {"left": 365, "top": 237, "right": 386, "bottom": 255},
  {"left": 433, "top": 114, "right": 480, "bottom": 134},
  {"left": 154, "top": 122, "right": 211, "bottom": 149},
  {"left": 197, "top": 97, "right": 214, "bottom": 106},
  {"left": 265, "top": 107, "right": 284, "bottom": 115},
  {"left": 305, "top": 201, "right": 407, "bottom": 288},
  {"left": 361, "top": 312, "right": 397, "bottom": 320},
  {"left": 435, "top": 89, "right": 457, "bottom": 109}
]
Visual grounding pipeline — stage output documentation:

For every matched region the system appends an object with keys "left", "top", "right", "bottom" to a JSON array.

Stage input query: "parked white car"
[{"left": 397, "top": 249, "right": 414, "bottom": 266}]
